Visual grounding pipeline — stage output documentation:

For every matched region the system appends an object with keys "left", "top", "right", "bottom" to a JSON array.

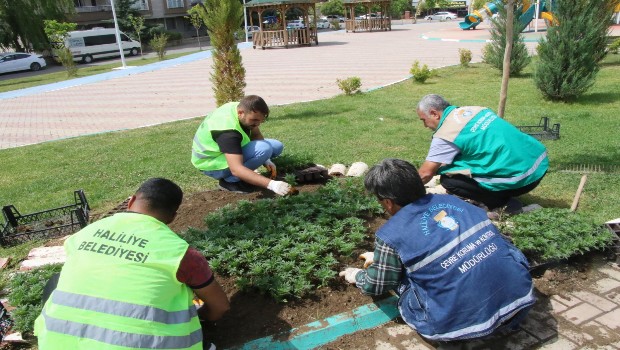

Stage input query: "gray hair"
[
  {"left": 364, "top": 159, "right": 427, "bottom": 207},
  {"left": 417, "top": 94, "right": 450, "bottom": 114}
]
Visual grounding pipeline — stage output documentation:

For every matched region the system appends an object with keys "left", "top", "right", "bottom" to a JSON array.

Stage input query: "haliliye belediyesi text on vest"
[{"left": 77, "top": 229, "right": 150, "bottom": 263}]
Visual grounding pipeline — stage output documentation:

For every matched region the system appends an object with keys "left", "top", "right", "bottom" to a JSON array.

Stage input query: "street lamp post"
[
  {"left": 109, "top": 0, "right": 128, "bottom": 69},
  {"left": 243, "top": 0, "right": 249, "bottom": 42}
]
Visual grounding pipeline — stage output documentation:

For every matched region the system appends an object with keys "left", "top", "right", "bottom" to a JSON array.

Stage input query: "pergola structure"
[
  {"left": 343, "top": 0, "right": 391, "bottom": 32},
  {"left": 245, "top": 0, "right": 326, "bottom": 49}
]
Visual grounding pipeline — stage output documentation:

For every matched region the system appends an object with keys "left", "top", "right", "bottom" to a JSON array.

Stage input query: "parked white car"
[
  {"left": 425, "top": 11, "right": 458, "bottom": 20},
  {"left": 315, "top": 19, "right": 331, "bottom": 29},
  {"left": 0, "top": 52, "right": 46, "bottom": 74},
  {"left": 286, "top": 20, "right": 306, "bottom": 29}
]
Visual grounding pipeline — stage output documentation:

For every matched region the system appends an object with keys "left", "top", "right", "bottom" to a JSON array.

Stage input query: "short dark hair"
[
  {"left": 136, "top": 178, "right": 183, "bottom": 216},
  {"left": 364, "top": 159, "right": 426, "bottom": 207},
  {"left": 239, "top": 95, "right": 269, "bottom": 119}
]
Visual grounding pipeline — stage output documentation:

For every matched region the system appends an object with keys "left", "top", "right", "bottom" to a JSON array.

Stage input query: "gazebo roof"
[
  {"left": 245, "top": 0, "right": 325, "bottom": 7},
  {"left": 342, "top": 0, "right": 390, "bottom": 3}
]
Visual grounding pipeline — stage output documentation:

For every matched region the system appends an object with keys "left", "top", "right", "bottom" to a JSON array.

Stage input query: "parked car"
[
  {"left": 425, "top": 11, "right": 458, "bottom": 20},
  {"left": 356, "top": 13, "right": 379, "bottom": 20},
  {"left": 315, "top": 19, "right": 331, "bottom": 29},
  {"left": 324, "top": 15, "right": 345, "bottom": 23},
  {"left": 286, "top": 20, "right": 306, "bottom": 29},
  {"left": 0, "top": 52, "right": 46, "bottom": 74}
]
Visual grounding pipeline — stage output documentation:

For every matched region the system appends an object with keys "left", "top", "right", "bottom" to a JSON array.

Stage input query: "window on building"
[{"left": 167, "top": 0, "right": 184, "bottom": 9}]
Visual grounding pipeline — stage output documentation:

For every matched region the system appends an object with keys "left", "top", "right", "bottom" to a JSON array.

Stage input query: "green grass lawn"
[
  {"left": 1, "top": 54, "right": 619, "bottom": 249},
  {"left": 0, "top": 50, "right": 200, "bottom": 93}
]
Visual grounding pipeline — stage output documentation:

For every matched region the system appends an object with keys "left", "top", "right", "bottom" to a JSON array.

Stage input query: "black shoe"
[
  {"left": 218, "top": 179, "right": 255, "bottom": 194},
  {"left": 204, "top": 342, "right": 216, "bottom": 350}
]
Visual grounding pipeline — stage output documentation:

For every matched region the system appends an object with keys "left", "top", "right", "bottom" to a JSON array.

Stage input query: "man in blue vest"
[
  {"left": 416, "top": 94, "right": 548, "bottom": 214},
  {"left": 191, "top": 95, "right": 291, "bottom": 196},
  {"left": 340, "top": 159, "right": 535, "bottom": 342}
]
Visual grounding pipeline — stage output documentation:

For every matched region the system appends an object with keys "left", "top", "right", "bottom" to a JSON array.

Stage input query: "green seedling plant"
[
  {"left": 8, "top": 263, "right": 63, "bottom": 334},
  {"left": 184, "top": 177, "right": 382, "bottom": 302},
  {"left": 502, "top": 208, "right": 615, "bottom": 262}
]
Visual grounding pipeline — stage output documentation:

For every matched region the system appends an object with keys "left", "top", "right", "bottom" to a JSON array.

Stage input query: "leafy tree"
[
  {"left": 43, "top": 20, "right": 78, "bottom": 77},
  {"left": 534, "top": 0, "right": 620, "bottom": 101},
  {"left": 0, "top": 0, "right": 74, "bottom": 52},
  {"left": 320, "top": 0, "right": 344, "bottom": 16},
  {"left": 482, "top": 2, "right": 530, "bottom": 76},
  {"left": 391, "top": 0, "right": 414, "bottom": 18},
  {"left": 194, "top": 0, "right": 246, "bottom": 106},
  {"left": 128, "top": 14, "right": 145, "bottom": 56},
  {"left": 470, "top": 0, "right": 487, "bottom": 12},
  {"left": 186, "top": 7, "right": 204, "bottom": 50},
  {"left": 114, "top": 0, "right": 141, "bottom": 33}
]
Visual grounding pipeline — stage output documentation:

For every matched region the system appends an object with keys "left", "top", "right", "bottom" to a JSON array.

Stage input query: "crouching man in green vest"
[
  {"left": 35, "top": 178, "right": 230, "bottom": 350},
  {"left": 191, "top": 95, "right": 291, "bottom": 196},
  {"left": 416, "top": 94, "right": 548, "bottom": 215}
]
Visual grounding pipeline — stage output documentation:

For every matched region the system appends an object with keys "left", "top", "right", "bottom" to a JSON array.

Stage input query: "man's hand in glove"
[
  {"left": 264, "top": 159, "right": 277, "bottom": 179},
  {"left": 267, "top": 180, "right": 291, "bottom": 196},
  {"left": 339, "top": 268, "right": 362, "bottom": 284},
  {"left": 359, "top": 252, "right": 374, "bottom": 268}
]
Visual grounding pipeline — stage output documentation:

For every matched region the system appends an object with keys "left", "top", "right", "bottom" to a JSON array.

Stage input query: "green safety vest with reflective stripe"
[
  {"left": 191, "top": 102, "right": 251, "bottom": 171},
  {"left": 34, "top": 212, "right": 201, "bottom": 350},
  {"left": 434, "top": 106, "right": 549, "bottom": 191}
]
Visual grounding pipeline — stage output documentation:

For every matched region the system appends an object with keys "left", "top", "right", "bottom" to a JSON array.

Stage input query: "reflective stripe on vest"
[
  {"left": 407, "top": 219, "right": 493, "bottom": 273},
  {"left": 52, "top": 290, "right": 197, "bottom": 324},
  {"left": 41, "top": 308, "right": 202, "bottom": 349},
  {"left": 473, "top": 151, "right": 548, "bottom": 184},
  {"left": 421, "top": 286, "right": 535, "bottom": 340}
]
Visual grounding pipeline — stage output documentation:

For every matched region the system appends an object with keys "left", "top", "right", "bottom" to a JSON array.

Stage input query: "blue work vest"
[{"left": 377, "top": 194, "right": 535, "bottom": 341}]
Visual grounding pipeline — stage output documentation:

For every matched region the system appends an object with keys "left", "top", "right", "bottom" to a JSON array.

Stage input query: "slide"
[{"left": 459, "top": 0, "right": 556, "bottom": 30}]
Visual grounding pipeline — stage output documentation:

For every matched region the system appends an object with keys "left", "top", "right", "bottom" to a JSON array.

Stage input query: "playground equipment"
[{"left": 459, "top": 0, "right": 556, "bottom": 30}]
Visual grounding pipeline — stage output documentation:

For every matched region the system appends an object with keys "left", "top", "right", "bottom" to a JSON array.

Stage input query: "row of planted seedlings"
[{"left": 5, "top": 180, "right": 615, "bottom": 335}]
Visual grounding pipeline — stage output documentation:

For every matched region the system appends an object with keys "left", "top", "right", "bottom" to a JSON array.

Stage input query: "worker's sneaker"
[
  {"left": 204, "top": 342, "right": 216, "bottom": 350},
  {"left": 218, "top": 179, "right": 255, "bottom": 194}
]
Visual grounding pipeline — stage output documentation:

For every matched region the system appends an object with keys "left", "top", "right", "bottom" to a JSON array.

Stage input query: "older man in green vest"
[
  {"left": 35, "top": 178, "right": 230, "bottom": 350},
  {"left": 416, "top": 94, "right": 548, "bottom": 214},
  {"left": 191, "top": 95, "right": 291, "bottom": 196}
]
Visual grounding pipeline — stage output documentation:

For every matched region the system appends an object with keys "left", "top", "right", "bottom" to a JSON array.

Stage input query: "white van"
[{"left": 66, "top": 28, "right": 141, "bottom": 63}]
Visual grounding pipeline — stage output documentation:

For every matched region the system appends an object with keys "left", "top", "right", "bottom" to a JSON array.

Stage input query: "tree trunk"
[{"left": 498, "top": 0, "right": 515, "bottom": 118}]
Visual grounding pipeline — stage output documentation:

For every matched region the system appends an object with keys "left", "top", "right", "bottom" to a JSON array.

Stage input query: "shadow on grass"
[
  {"left": 276, "top": 105, "right": 357, "bottom": 121},
  {"left": 576, "top": 91, "right": 620, "bottom": 105}
]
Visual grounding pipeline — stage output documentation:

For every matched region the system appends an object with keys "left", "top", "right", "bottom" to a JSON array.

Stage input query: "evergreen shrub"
[
  {"left": 337, "top": 77, "right": 362, "bottom": 95},
  {"left": 149, "top": 33, "right": 168, "bottom": 60},
  {"left": 410, "top": 60, "right": 432, "bottom": 83},
  {"left": 534, "top": 0, "right": 619, "bottom": 101},
  {"left": 459, "top": 48, "right": 472, "bottom": 67},
  {"left": 483, "top": 3, "right": 530, "bottom": 75}
]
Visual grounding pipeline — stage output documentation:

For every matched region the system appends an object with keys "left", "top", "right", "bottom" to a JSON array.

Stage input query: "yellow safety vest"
[{"left": 34, "top": 212, "right": 202, "bottom": 350}]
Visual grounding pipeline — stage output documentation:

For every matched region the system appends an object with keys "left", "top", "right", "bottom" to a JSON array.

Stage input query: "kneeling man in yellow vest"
[{"left": 34, "top": 178, "right": 230, "bottom": 350}]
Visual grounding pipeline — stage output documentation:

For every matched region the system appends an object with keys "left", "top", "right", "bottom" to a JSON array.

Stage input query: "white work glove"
[
  {"left": 359, "top": 252, "right": 375, "bottom": 268},
  {"left": 264, "top": 159, "right": 277, "bottom": 179},
  {"left": 267, "top": 180, "right": 291, "bottom": 196},
  {"left": 339, "top": 267, "right": 362, "bottom": 284}
]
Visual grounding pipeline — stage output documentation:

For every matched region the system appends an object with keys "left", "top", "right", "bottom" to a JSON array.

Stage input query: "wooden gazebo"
[
  {"left": 245, "top": 0, "right": 326, "bottom": 49},
  {"left": 343, "top": 0, "right": 391, "bottom": 32}
]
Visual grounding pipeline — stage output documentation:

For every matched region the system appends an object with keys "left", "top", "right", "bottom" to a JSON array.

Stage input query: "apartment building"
[{"left": 71, "top": 0, "right": 201, "bottom": 37}]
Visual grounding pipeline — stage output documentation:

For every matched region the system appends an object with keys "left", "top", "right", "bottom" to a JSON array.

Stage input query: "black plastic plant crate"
[
  {"left": 606, "top": 221, "right": 620, "bottom": 264},
  {"left": 517, "top": 116, "right": 560, "bottom": 141},
  {"left": 0, "top": 190, "right": 90, "bottom": 246}
]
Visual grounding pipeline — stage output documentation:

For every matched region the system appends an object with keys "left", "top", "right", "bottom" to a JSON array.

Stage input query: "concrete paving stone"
[
  {"left": 596, "top": 308, "right": 620, "bottom": 330},
  {"left": 571, "top": 291, "right": 618, "bottom": 312},
  {"left": 559, "top": 325, "right": 595, "bottom": 346},
  {"left": 549, "top": 298, "right": 568, "bottom": 314},
  {"left": 375, "top": 340, "right": 399, "bottom": 350},
  {"left": 398, "top": 339, "right": 433, "bottom": 349},
  {"left": 552, "top": 294, "right": 582, "bottom": 307},
  {"left": 538, "top": 337, "right": 579, "bottom": 350},
  {"left": 561, "top": 303, "right": 604, "bottom": 325},
  {"left": 501, "top": 330, "right": 541, "bottom": 350},
  {"left": 386, "top": 324, "right": 414, "bottom": 337},
  {"left": 595, "top": 278, "right": 620, "bottom": 293},
  {"left": 600, "top": 267, "right": 620, "bottom": 282},
  {"left": 520, "top": 317, "right": 558, "bottom": 342},
  {"left": 582, "top": 320, "right": 620, "bottom": 346}
]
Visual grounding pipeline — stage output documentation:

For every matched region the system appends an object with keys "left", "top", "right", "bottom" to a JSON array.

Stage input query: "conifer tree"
[
  {"left": 534, "top": 0, "right": 619, "bottom": 101},
  {"left": 194, "top": 0, "right": 246, "bottom": 106},
  {"left": 483, "top": 1, "right": 530, "bottom": 76}
]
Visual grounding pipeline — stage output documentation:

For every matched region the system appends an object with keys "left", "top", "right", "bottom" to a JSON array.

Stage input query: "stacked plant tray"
[{"left": 0, "top": 190, "right": 89, "bottom": 246}]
